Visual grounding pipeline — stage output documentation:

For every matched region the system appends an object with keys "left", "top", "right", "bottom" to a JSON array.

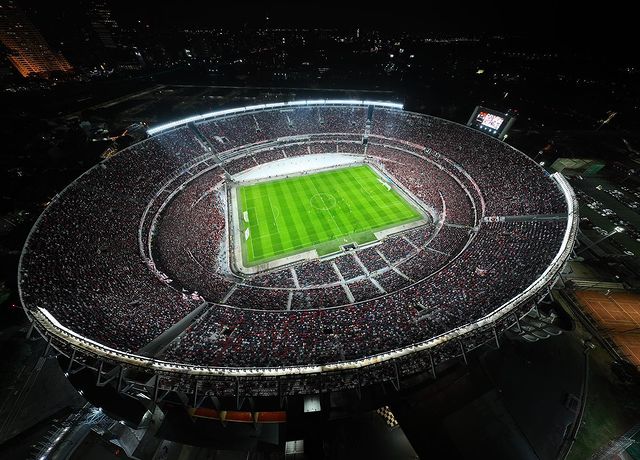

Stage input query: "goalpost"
[{"left": 377, "top": 178, "right": 391, "bottom": 191}]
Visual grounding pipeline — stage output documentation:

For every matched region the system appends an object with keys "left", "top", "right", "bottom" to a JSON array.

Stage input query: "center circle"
[{"left": 309, "top": 193, "right": 337, "bottom": 211}]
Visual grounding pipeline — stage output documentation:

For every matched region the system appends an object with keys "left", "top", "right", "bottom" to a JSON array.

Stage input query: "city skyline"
[{"left": 0, "top": 0, "right": 72, "bottom": 77}]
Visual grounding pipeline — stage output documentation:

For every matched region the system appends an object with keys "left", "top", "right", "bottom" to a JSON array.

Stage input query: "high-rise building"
[
  {"left": 88, "top": 0, "right": 119, "bottom": 49},
  {"left": 0, "top": 0, "right": 73, "bottom": 77}
]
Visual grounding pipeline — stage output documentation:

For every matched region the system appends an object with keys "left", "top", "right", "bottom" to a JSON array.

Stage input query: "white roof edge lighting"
[{"left": 146, "top": 100, "right": 404, "bottom": 136}]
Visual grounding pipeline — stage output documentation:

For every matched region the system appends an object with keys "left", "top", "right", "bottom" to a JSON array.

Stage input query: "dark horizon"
[{"left": 14, "top": 0, "right": 636, "bottom": 67}]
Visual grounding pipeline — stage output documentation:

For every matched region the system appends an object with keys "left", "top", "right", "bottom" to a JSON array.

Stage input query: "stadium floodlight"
[
  {"left": 244, "top": 104, "right": 267, "bottom": 111},
  {"left": 577, "top": 225, "right": 624, "bottom": 255},
  {"left": 324, "top": 99, "right": 362, "bottom": 105},
  {"left": 146, "top": 117, "right": 195, "bottom": 134},
  {"left": 147, "top": 99, "right": 404, "bottom": 135},
  {"left": 216, "top": 107, "right": 247, "bottom": 117},
  {"left": 264, "top": 102, "right": 286, "bottom": 109},
  {"left": 363, "top": 100, "right": 403, "bottom": 109}
]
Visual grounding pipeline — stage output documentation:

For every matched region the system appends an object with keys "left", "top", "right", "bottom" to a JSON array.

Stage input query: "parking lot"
[{"left": 570, "top": 176, "right": 640, "bottom": 257}]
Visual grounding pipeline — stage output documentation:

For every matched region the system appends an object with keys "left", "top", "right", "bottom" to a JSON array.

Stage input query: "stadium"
[{"left": 18, "top": 100, "right": 578, "bottom": 414}]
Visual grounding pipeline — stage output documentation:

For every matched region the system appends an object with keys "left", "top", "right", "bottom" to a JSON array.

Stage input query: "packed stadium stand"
[{"left": 19, "top": 101, "right": 577, "bottom": 401}]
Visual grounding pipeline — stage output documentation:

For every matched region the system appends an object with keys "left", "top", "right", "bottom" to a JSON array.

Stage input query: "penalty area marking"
[{"left": 242, "top": 199, "right": 286, "bottom": 249}]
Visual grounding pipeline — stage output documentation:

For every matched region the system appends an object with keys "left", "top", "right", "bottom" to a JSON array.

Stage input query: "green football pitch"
[{"left": 237, "top": 164, "right": 424, "bottom": 266}]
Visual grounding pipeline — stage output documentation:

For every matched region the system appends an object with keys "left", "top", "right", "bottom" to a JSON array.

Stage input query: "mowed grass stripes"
[{"left": 238, "top": 165, "right": 422, "bottom": 266}]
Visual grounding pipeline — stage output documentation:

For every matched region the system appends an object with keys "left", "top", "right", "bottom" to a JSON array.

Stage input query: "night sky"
[{"left": 25, "top": 1, "right": 635, "bottom": 38}]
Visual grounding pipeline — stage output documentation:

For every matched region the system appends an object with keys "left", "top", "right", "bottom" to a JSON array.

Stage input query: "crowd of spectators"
[
  {"left": 20, "top": 104, "right": 571, "bottom": 376},
  {"left": 375, "top": 269, "right": 411, "bottom": 292},
  {"left": 253, "top": 110, "right": 297, "bottom": 138},
  {"left": 21, "top": 127, "right": 211, "bottom": 352},
  {"left": 347, "top": 279, "right": 383, "bottom": 301},
  {"left": 253, "top": 148, "right": 286, "bottom": 165},
  {"left": 333, "top": 253, "right": 365, "bottom": 279},
  {"left": 337, "top": 141, "right": 366, "bottom": 156},
  {"left": 427, "top": 225, "right": 471, "bottom": 255},
  {"left": 367, "top": 143, "right": 475, "bottom": 225},
  {"left": 310, "top": 142, "right": 339, "bottom": 154},
  {"left": 197, "top": 114, "right": 266, "bottom": 150},
  {"left": 153, "top": 169, "right": 234, "bottom": 303},
  {"left": 226, "top": 285, "right": 290, "bottom": 310},
  {"left": 404, "top": 224, "right": 436, "bottom": 247},
  {"left": 355, "top": 246, "right": 390, "bottom": 273},
  {"left": 282, "top": 143, "right": 310, "bottom": 158},
  {"left": 377, "top": 236, "right": 417, "bottom": 263},
  {"left": 397, "top": 250, "right": 450, "bottom": 281},
  {"left": 196, "top": 106, "right": 367, "bottom": 152},
  {"left": 295, "top": 261, "right": 339, "bottom": 287},
  {"left": 319, "top": 106, "right": 367, "bottom": 133},
  {"left": 224, "top": 154, "right": 258, "bottom": 175},
  {"left": 292, "top": 286, "right": 351, "bottom": 310},
  {"left": 371, "top": 108, "right": 565, "bottom": 216},
  {"left": 246, "top": 268, "right": 295, "bottom": 288}
]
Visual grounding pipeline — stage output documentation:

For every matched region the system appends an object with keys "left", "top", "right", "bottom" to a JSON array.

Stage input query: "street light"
[{"left": 577, "top": 226, "right": 624, "bottom": 254}]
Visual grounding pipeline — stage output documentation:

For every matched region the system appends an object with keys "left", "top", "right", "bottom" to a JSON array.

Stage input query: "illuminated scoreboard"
[{"left": 467, "top": 106, "right": 516, "bottom": 140}]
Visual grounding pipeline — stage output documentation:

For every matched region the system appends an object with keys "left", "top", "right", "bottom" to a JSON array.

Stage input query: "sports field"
[
  {"left": 237, "top": 165, "right": 423, "bottom": 265},
  {"left": 575, "top": 290, "right": 640, "bottom": 368}
]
